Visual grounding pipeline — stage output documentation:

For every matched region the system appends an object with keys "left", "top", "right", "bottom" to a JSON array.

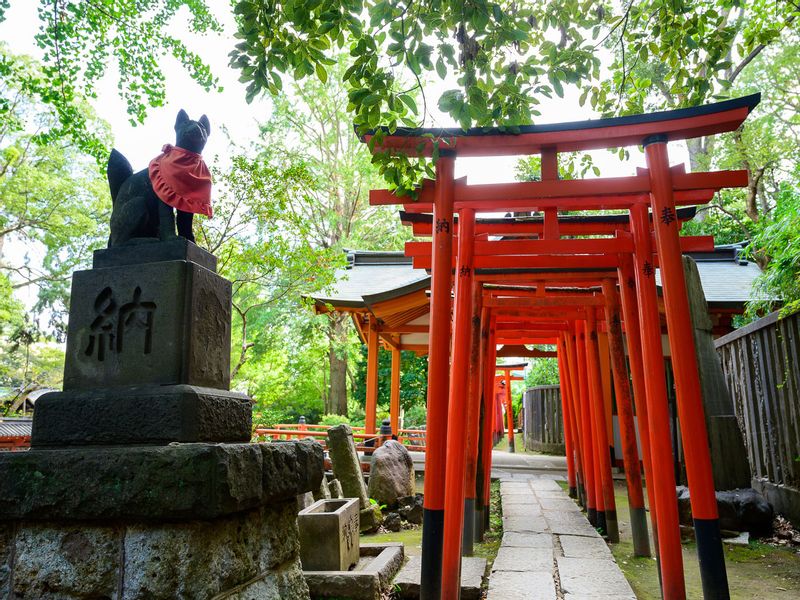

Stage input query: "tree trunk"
[
  {"left": 686, "top": 137, "right": 714, "bottom": 222},
  {"left": 327, "top": 313, "right": 349, "bottom": 416}
]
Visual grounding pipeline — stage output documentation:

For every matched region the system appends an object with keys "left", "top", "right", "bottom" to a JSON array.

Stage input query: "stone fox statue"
[{"left": 107, "top": 110, "right": 212, "bottom": 247}]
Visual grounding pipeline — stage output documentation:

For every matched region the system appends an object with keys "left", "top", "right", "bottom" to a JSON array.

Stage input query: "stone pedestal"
[{"left": 0, "top": 239, "right": 322, "bottom": 599}]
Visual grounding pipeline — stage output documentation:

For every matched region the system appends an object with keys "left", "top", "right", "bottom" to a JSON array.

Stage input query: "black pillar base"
[
  {"left": 695, "top": 517, "right": 730, "bottom": 600},
  {"left": 420, "top": 508, "right": 444, "bottom": 600}
]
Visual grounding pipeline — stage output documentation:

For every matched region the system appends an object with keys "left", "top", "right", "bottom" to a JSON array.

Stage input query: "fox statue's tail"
[{"left": 107, "top": 148, "right": 134, "bottom": 204}]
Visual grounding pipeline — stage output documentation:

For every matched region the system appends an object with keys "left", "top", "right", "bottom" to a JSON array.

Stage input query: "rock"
[
  {"left": 329, "top": 478, "right": 344, "bottom": 499},
  {"left": 384, "top": 512, "right": 402, "bottom": 532},
  {"left": 328, "top": 424, "right": 370, "bottom": 509},
  {"left": 360, "top": 505, "right": 383, "bottom": 533},
  {"left": 313, "top": 475, "right": 332, "bottom": 501},
  {"left": 676, "top": 486, "right": 773, "bottom": 535},
  {"left": 367, "top": 440, "right": 414, "bottom": 509},
  {"left": 397, "top": 494, "right": 423, "bottom": 525},
  {"left": 297, "top": 492, "right": 315, "bottom": 511}
]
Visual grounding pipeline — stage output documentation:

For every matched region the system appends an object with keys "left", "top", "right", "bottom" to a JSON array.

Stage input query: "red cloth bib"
[{"left": 149, "top": 144, "right": 213, "bottom": 217}]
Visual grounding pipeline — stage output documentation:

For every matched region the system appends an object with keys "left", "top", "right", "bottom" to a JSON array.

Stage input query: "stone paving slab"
[
  {"left": 557, "top": 557, "right": 636, "bottom": 599},
  {"left": 501, "top": 493, "right": 540, "bottom": 505},
  {"left": 528, "top": 479, "right": 562, "bottom": 491},
  {"left": 500, "top": 483, "right": 533, "bottom": 495},
  {"left": 538, "top": 497, "right": 581, "bottom": 512},
  {"left": 487, "top": 570, "right": 556, "bottom": 600},
  {"left": 559, "top": 534, "right": 613, "bottom": 559},
  {"left": 393, "top": 555, "right": 486, "bottom": 600},
  {"left": 502, "top": 503, "right": 543, "bottom": 518},
  {"left": 543, "top": 510, "right": 600, "bottom": 537},
  {"left": 502, "top": 515, "right": 549, "bottom": 533},
  {"left": 534, "top": 489, "right": 571, "bottom": 498},
  {"left": 501, "top": 532, "right": 553, "bottom": 549},
  {"left": 492, "top": 546, "right": 554, "bottom": 572}
]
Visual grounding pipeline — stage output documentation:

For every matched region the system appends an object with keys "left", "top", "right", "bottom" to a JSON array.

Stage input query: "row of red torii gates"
[{"left": 357, "top": 93, "right": 761, "bottom": 600}]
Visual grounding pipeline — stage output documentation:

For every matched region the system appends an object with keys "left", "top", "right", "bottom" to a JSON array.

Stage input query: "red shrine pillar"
[
  {"left": 617, "top": 253, "right": 660, "bottom": 549},
  {"left": 602, "top": 278, "right": 650, "bottom": 556},
  {"left": 563, "top": 331, "right": 586, "bottom": 506},
  {"left": 504, "top": 369, "right": 515, "bottom": 453},
  {"left": 473, "top": 306, "right": 490, "bottom": 541},
  {"left": 574, "top": 322, "right": 598, "bottom": 525},
  {"left": 564, "top": 330, "right": 587, "bottom": 507},
  {"left": 365, "top": 316, "right": 380, "bottom": 435},
  {"left": 585, "top": 310, "right": 619, "bottom": 542},
  {"left": 556, "top": 336, "right": 578, "bottom": 498},
  {"left": 462, "top": 280, "right": 483, "bottom": 554},
  {"left": 644, "top": 137, "right": 729, "bottom": 599},
  {"left": 480, "top": 317, "right": 497, "bottom": 533},
  {"left": 630, "top": 203, "right": 686, "bottom": 599},
  {"left": 441, "top": 207, "right": 476, "bottom": 598},
  {"left": 390, "top": 347, "right": 401, "bottom": 437},
  {"left": 420, "top": 151, "right": 455, "bottom": 600}
]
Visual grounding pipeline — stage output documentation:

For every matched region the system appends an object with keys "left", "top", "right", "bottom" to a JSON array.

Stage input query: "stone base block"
[
  {"left": 64, "top": 258, "right": 231, "bottom": 391},
  {"left": 31, "top": 384, "right": 252, "bottom": 446},
  {"left": 0, "top": 501, "right": 310, "bottom": 600},
  {"left": 0, "top": 440, "right": 323, "bottom": 521},
  {"left": 394, "top": 555, "right": 486, "bottom": 600},
  {"left": 93, "top": 237, "right": 217, "bottom": 271},
  {"left": 304, "top": 543, "right": 404, "bottom": 600}
]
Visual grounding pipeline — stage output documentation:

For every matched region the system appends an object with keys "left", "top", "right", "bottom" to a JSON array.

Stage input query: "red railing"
[
  {"left": 0, "top": 435, "right": 30, "bottom": 451},
  {"left": 253, "top": 424, "right": 427, "bottom": 452}
]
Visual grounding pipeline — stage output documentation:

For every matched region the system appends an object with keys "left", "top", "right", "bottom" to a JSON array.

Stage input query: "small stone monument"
[
  {"left": 0, "top": 120, "right": 322, "bottom": 598},
  {"left": 298, "top": 498, "right": 360, "bottom": 571}
]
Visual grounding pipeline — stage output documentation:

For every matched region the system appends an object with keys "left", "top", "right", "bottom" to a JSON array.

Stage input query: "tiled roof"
[
  {"left": 0, "top": 419, "right": 32, "bottom": 438},
  {"left": 657, "top": 244, "right": 763, "bottom": 306},
  {"left": 311, "top": 251, "right": 429, "bottom": 308}
]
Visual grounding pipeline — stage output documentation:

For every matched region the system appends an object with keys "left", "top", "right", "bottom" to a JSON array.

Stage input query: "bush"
[{"left": 319, "top": 413, "right": 351, "bottom": 427}]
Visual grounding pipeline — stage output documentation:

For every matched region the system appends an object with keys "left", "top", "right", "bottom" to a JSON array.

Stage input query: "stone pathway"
[{"left": 487, "top": 477, "right": 636, "bottom": 600}]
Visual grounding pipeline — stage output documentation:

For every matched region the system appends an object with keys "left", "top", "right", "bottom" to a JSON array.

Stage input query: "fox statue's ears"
[
  {"left": 199, "top": 114, "right": 210, "bottom": 135},
  {"left": 175, "top": 109, "right": 190, "bottom": 129}
]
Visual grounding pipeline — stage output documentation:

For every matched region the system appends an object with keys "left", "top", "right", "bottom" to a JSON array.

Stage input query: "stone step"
[{"left": 393, "top": 555, "right": 486, "bottom": 600}]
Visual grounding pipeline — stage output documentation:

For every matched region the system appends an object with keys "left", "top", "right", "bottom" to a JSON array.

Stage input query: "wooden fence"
[
  {"left": 522, "top": 385, "right": 565, "bottom": 454},
  {"left": 715, "top": 310, "right": 800, "bottom": 525}
]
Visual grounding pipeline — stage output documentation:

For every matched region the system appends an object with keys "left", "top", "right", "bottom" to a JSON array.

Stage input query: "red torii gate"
[{"left": 361, "top": 93, "right": 759, "bottom": 600}]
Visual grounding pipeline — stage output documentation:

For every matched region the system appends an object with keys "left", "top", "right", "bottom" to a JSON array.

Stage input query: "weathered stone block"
[
  {"left": 11, "top": 524, "right": 121, "bottom": 599},
  {"left": 122, "top": 500, "right": 299, "bottom": 598},
  {"left": 0, "top": 522, "right": 14, "bottom": 593},
  {"left": 63, "top": 259, "right": 231, "bottom": 391},
  {"left": 303, "top": 543, "right": 403, "bottom": 600},
  {"left": 218, "top": 560, "right": 310, "bottom": 600},
  {"left": 298, "top": 498, "right": 360, "bottom": 571},
  {"left": 394, "top": 555, "right": 486, "bottom": 600},
  {"left": 31, "top": 384, "right": 251, "bottom": 446},
  {"left": 0, "top": 440, "right": 323, "bottom": 521},
  {"left": 93, "top": 237, "right": 216, "bottom": 271},
  {"left": 327, "top": 424, "right": 369, "bottom": 509}
]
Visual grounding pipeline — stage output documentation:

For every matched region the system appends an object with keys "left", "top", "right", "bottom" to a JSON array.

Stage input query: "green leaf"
[{"left": 399, "top": 94, "right": 418, "bottom": 114}]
